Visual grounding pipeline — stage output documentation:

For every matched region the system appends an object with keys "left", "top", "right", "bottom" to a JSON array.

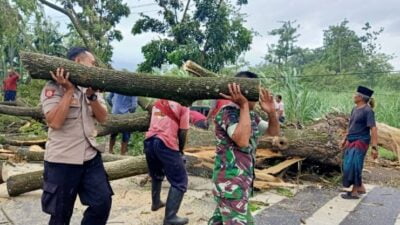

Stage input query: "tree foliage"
[
  {"left": 265, "top": 20, "right": 301, "bottom": 66},
  {"left": 33, "top": 0, "right": 130, "bottom": 64},
  {"left": 322, "top": 19, "right": 364, "bottom": 73},
  {"left": 132, "top": 0, "right": 253, "bottom": 72}
]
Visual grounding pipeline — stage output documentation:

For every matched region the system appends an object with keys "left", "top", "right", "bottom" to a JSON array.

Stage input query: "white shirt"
[{"left": 275, "top": 101, "right": 285, "bottom": 117}]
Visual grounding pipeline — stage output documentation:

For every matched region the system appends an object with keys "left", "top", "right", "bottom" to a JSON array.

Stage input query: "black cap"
[
  {"left": 67, "top": 47, "right": 89, "bottom": 61},
  {"left": 357, "top": 86, "right": 374, "bottom": 97}
]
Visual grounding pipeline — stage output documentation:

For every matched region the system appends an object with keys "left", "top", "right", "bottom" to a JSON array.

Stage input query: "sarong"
[{"left": 342, "top": 138, "right": 369, "bottom": 187}]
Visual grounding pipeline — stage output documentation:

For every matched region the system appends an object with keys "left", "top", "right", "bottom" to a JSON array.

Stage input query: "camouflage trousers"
[{"left": 208, "top": 196, "right": 254, "bottom": 225}]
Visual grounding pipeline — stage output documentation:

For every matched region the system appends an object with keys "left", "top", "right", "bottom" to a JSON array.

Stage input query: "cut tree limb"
[
  {"left": 0, "top": 105, "right": 43, "bottom": 119},
  {"left": 183, "top": 60, "right": 218, "bottom": 77},
  {"left": 20, "top": 52, "right": 260, "bottom": 105},
  {"left": 6, "top": 155, "right": 148, "bottom": 196}
]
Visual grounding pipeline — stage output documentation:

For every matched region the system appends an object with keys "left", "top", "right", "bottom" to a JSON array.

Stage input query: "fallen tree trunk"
[
  {"left": 97, "top": 112, "right": 150, "bottom": 136},
  {"left": 1, "top": 104, "right": 398, "bottom": 164},
  {"left": 6, "top": 149, "right": 292, "bottom": 196},
  {"left": 13, "top": 146, "right": 129, "bottom": 162},
  {"left": 6, "top": 155, "right": 147, "bottom": 196},
  {"left": 20, "top": 52, "right": 259, "bottom": 105},
  {"left": 0, "top": 105, "right": 150, "bottom": 137},
  {"left": 0, "top": 105, "right": 43, "bottom": 119}
]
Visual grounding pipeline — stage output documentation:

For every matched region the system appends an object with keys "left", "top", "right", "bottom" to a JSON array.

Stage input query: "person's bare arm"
[
  {"left": 259, "top": 88, "right": 280, "bottom": 136},
  {"left": 371, "top": 126, "right": 378, "bottom": 159},
  {"left": 45, "top": 68, "right": 75, "bottom": 130},
  {"left": 86, "top": 88, "right": 108, "bottom": 123},
  {"left": 220, "top": 83, "right": 251, "bottom": 148},
  {"left": 178, "top": 129, "right": 188, "bottom": 152}
]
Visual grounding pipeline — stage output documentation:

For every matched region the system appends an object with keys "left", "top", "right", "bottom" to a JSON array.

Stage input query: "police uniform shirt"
[{"left": 40, "top": 81, "right": 107, "bottom": 165}]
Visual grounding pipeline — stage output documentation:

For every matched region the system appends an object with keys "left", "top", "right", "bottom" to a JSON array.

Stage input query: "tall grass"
[{"left": 269, "top": 69, "right": 400, "bottom": 128}]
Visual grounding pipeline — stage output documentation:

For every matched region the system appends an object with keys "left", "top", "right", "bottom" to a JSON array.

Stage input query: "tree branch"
[
  {"left": 181, "top": 0, "right": 191, "bottom": 24},
  {"left": 38, "top": 0, "right": 93, "bottom": 54}
]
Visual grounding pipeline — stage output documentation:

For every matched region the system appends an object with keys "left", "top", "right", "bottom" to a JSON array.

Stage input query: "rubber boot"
[
  {"left": 120, "top": 141, "right": 128, "bottom": 155},
  {"left": 151, "top": 179, "right": 165, "bottom": 211},
  {"left": 109, "top": 137, "right": 116, "bottom": 154},
  {"left": 163, "top": 187, "right": 188, "bottom": 225}
]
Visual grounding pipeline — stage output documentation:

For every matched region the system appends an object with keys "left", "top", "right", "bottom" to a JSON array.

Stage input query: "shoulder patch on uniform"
[{"left": 45, "top": 89, "right": 56, "bottom": 98}]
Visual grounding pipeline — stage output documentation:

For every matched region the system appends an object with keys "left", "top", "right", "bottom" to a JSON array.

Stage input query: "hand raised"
[
  {"left": 50, "top": 68, "right": 74, "bottom": 91},
  {"left": 220, "top": 83, "right": 248, "bottom": 107},
  {"left": 259, "top": 87, "right": 275, "bottom": 114}
]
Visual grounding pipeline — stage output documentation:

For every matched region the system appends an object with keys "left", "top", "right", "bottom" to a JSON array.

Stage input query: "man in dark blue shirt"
[
  {"left": 341, "top": 86, "right": 378, "bottom": 199},
  {"left": 107, "top": 93, "right": 138, "bottom": 155}
]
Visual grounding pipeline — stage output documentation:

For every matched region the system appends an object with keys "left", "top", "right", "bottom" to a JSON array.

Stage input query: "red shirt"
[
  {"left": 209, "top": 99, "right": 232, "bottom": 118},
  {"left": 3, "top": 73, "right": 20, "bottom": 91},
  {"left": 190, "top": 110, "right": 207, "bottom": 124},
  {"left": 146, "top": 101, "right": 190, "bottom": 151}
]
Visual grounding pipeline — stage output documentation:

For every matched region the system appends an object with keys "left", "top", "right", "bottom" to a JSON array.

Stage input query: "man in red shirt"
[
  {"left": 144, "top": 99, "right": 190, "bottom": 225},
  {"left": 2, "top": 69, "right": 20, "bottom": 101},
  {"left": 190, "top": 110, "right": 209, "bottom": 129}
]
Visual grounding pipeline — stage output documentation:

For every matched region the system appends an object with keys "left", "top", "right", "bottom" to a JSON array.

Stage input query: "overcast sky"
[{"left": 45, "top": 0, "right": 400, "bottom": 71}]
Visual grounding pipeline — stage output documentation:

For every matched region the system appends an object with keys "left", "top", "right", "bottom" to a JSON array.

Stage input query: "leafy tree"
[
  {"left": 359, "top": 22, "right": 393, "bottom": 86},
  {"left": 322, "top": 19, "right": 363, "bottom": 73},
  {"left": 35, "top": 0, "right": 130, "bottom": 63},
  {"left": 132, "top": 0, "right": 253, "bottom": 72},
  {"left": 265, "top": 20, "right": 302, "bottom": 66}
]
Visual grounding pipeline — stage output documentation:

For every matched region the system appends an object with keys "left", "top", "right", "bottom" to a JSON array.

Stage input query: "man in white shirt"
[{"left": 275, "top": 95, "right": 285, "bottom": 123}]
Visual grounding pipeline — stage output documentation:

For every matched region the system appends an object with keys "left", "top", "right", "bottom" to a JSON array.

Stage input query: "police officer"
[
  {"left": 209, "top": 71, "right": 280, "bottom": 225},
  {"left": 40, "top": 47, "right": 112, "bottom": 225}
]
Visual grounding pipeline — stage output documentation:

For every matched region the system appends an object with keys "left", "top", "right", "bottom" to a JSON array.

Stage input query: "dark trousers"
[
  {"left": 42, "top": 153, "right": 113, "bottom": 225},
  {"left": 4, "top": 90, "right": 16, "bottom": 101},
  {"left": 144, "top": 137, "right": 188, "bottom": 192}
]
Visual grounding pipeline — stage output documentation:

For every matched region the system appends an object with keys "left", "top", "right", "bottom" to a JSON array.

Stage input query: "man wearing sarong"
[{"left": 341, "top": 86, "right": 378, "bottom": 199}]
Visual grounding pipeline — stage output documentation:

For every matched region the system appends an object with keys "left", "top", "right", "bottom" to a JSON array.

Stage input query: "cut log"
[
  {"left": 0, "top": 136, "right": 47, "bottom": 147},
  {"left": 0, "top": 100, "right": 27, "bottom": 107},
  {"left": 6, "top": 155, "right": 148, "bottom": 196},
  {"left": 376, "top": 122, "right": 400, "bottom": 162},
  {"left": 13, "top": 145, "right": 129, "bottom": 162},
  {"left": 182, "top": 60, "right": 218, "bottom": 77},
  {"left": 0, "top": 105, "right": 43, "bottom": 119},
  {"left": 97, "top": 112, "right": 150, "bottom": 136},
  {"left": 260, "top": 157, "right": 304, "bottom": 175},
  {"left": 20, "top": 52, "right": 260, "bottom": 105},
  {"left": 0, "top": 105, "right": 150, "bottom": 137}
]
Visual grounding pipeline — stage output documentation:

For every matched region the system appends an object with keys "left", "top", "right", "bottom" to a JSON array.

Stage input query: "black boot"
[
  {"left": 151, "top": 179, "right": 165, "bottom": 211},
  {"left": 163, "top": 187, "right": 189, "bottom": 225}
]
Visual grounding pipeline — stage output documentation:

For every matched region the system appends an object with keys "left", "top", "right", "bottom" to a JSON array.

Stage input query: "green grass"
[
  {"left": 276, "top": 187, "right": 294, "bottom": 197},
  {"left": 378, "top": 147, "right": 398, "bottom": 161}
]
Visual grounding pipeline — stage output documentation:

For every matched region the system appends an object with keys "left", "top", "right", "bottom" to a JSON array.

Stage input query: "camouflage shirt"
[{"left": 212, "top": 104, "right": 266, "bottom": 200}]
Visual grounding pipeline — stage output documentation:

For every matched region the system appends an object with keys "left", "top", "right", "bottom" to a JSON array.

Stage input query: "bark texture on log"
[
  {"left": 0, "top": 105, "right": 43, "bottom": 119},
  {"left": 0, "top": 136, "right": 47, "bottom": 147},
  {"left": 13, "top": 146, "right": 129, "bottom": 162},
  {"left": 376, "top": 122, "right": 400, "bottom": 162},
  {"left": 97, "top": 112, "right": 150, "bottom": 136},
  {"left": 0, "top": 105, "right": 150, "bottom": 137},
  {"left": 6, "top": 155, "right": 148, "bottom": 196},
  {"left": 20, "top": 52, "right": 260, "bottom": 105}
]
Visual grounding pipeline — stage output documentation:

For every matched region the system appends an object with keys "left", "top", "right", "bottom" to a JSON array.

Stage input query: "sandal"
[{"left": 341, "top": 192, "right": 360, "bottom": 199}]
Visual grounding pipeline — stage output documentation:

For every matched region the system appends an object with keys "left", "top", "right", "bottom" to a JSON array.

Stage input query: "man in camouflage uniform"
[{"left": 209, "top": 71, "right": 280, "bottom": 225}]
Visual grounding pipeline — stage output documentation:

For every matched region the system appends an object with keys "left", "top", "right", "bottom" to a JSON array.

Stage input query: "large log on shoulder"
[{"left": 20, "top": 52, "right": 259, "bottom": 106}]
